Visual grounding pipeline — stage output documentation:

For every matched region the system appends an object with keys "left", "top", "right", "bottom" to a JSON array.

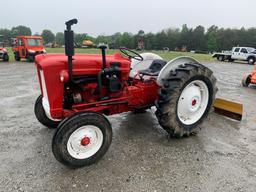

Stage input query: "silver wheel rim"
[
  {"left": 177, "top": 80, "right": 209, "bottom": 125},
  {"left": 67, "top": 125, "right": 103, "bottom": 159},
  {"left": 249, "top": 59, "right": 254, "bottom": 64}
]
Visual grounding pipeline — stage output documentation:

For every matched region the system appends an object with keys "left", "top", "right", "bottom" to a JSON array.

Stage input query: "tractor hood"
[
  {"left": 35, "top": 52, "right": 131, "bottom": 119},
  {"left": 35, "top": 53, "right": 130, "bottom": 75}
]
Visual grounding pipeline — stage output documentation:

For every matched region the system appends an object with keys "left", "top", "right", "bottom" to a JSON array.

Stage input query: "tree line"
[{"left": 1, "top": 24, "right": 256, "bottom": 52}]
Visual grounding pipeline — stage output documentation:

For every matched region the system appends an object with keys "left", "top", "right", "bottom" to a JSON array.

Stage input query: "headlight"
[
  {"left": 28, "top": 49, "right": 35, "bottom": 53},
  {"left": 60, "top": 70, "right": 69, "bottom": 83}
]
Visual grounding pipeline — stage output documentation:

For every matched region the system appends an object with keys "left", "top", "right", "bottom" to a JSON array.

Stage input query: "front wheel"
[
  {"left": 156, "top": 63, "right": 217, "bottom": 137},
  {"left": 52, "top": 112, "right": 112, "bottom": 168},
  {"left": 34, "top": 95, "right": 60, "bottom": 128}
]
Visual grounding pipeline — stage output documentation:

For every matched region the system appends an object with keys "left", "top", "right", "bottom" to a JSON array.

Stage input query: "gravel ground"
[{"left": 0, "top": 60, "right": 256, "bottom": 192}]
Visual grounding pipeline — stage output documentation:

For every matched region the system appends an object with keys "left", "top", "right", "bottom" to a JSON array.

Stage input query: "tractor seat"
[{"left": 139, "top": 59, "right": 167, "bottom": 76}]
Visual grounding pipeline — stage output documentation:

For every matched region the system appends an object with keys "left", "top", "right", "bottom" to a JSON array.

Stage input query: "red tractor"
[
  {"left": 12, "top": 36, "right": 46, "bottom": 62},
  {"left": 34, "top": 19, "right": 217, "bottom": 167},
  {"left": 0, "top": 35, "right": 9, "bottom": 62}
]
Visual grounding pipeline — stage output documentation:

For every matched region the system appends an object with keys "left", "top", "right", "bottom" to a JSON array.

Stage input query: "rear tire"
[
  {"left": 52, "top": 112, "right": 112, "bottom": 168},
  {"left": 242, "top": 74, "right": 251, "bottom": 87},
  {"left": 34, "top": 95, "right": 60, "bottom": 129},
  {"left": 217, "top": 55, "right": 224, "bottom": 61},
  {"left": 247, "top": 57, "right": 255, "bottom": 65},
  {"left": 156, "top": 63, "right": 217, "bottom": 138}
]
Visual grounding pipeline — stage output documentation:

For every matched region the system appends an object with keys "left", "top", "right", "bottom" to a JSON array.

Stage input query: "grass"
[{"left": 6, "top": 47, "right": 213, "bottom": 62}]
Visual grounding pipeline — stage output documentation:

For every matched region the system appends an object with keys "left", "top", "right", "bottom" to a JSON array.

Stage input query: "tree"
[
  {"left": 0, "top": 28, "right": 12, "bottom": 45},
  {"left": 41, "top": 29, "right": 55, "bottom": 44},
  {"left": 206, "top": 25, "right": 218, "bottom": 52},
  {"left": 178, "top": 24, "right": 193, "bottom": 50},
  {"left": 55, "top": 32, "right": 64, "bottom": 45},
  {"left": 74, "top": 33, "right": 87, "bottom": 46},
  {"left": 11, "top": 26, "right": 31, "bottom": 37},
  {"left": 192, "top": 25, "right": 206, "bottom": 51}
]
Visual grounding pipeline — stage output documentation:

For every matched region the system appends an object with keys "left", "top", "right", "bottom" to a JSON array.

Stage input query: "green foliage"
[
  {"left": 206, "top": 26, "right": 218, "bottom": 52},
  {"left": 11, "top": 26, "right": 32, "bottom": 37},
  {"left": 74, "top": 33, "right": 87, "bottom": 46},
  {"left": 3, "top": 24, "right": 256, "bottom": 52},
  {"left": 55, "top": 32, "right": 64, "bottom": 45},
  {"left": 0, "top": 28, "right": 12, "bottom": 43},
  {"left": 41, "top": 29, "right": 55, "bottom": 44}
]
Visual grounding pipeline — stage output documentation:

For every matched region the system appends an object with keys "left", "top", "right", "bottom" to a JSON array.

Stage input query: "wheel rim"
[
  {"left": 67, "top": 125, "right": 103, "bottom": 159},
  {"left": 177, "top": 80, "right": 209, "bottom": 125},
  {"left": 249, "top": 58, "right": 254, "bottom": 64}
]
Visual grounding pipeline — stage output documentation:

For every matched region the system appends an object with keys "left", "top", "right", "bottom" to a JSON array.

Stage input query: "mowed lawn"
[{"left": 6, "top": 47, "right": 213, "bottom": 62}]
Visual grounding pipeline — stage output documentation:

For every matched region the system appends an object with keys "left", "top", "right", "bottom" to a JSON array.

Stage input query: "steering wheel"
[{"left": 119, "top": 47, "right": 143, "bottom": 61}]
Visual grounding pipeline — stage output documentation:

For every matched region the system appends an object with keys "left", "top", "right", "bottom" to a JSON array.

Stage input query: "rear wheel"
[
  {"left": 3, "top": 54, "right": 9, "bottom": 62},
  {"left": 34, "top": 95, "right": 60, "bottom": 128},
  {"left": 247, "top": 57, "right": 255, "bottom": 65},
  {"left": 217, "top": 55, "right": 224, "bottom": 61},
  {"left": 52, "top": 112, "right": 112, "bottom": 168},
  {"left": 242, "top": 74, "right": 251, "bottom": 87},
  {"left": 156, "top": 63, "right": 217, "bottom": 138}
]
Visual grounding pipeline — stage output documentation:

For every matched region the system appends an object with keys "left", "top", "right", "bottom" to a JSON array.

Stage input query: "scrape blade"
[{"left": 213, "top": 98, "right": 243, "bottom": 121}]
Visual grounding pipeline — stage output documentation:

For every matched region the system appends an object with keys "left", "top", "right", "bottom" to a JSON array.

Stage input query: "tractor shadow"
[
  {"left": 111, "top": 109, "right": 201, "bottom": 148},
  {"left": 112, "top": 109, "right": 168, "bottom": 139}
]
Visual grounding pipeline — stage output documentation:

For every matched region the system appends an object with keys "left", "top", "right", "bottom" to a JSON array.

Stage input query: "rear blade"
[{"left": 213, "top": 98, "right": 243, "bottom": 121}]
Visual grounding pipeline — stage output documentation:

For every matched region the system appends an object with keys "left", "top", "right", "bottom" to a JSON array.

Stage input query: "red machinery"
[
  {"left": 34, "top": 19, "right": 217, "bottom": 167},
  {"left": 0, "top": 35, "right": 9, "bottom": 62},
  {"left": 12, "top": 36, "right": 46, "bottom": 62},
  {"left": 242, "top": 65, "right": 256, "bottom": 87}
]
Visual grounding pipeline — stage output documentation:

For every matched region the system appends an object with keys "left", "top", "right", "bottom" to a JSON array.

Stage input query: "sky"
[{"left": 1, "top": 0, "right": 255, "bottom": 37}]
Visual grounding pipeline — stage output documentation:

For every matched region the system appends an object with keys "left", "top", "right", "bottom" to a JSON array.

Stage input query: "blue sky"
[{"left": 2, "top": 0, "right": 255, "bottom": 36}]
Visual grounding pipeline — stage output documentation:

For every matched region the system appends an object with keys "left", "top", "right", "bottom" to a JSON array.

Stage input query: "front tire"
[
  {"left": 52, "top": 112, "right": 112, "bottom": 168},
  {"left": 156, "top": 63, "right": 217, "bottom": 138},
  {"left": 34, "top": 95, "right": 60, "bottom": 128}
]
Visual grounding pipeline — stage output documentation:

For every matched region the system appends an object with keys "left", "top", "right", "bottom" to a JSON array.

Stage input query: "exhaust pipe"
[
  {"left": 65, "top": 18, "right": 78, "bottom": 84},
  {"left": 98, "top": 44, "right": 107, "bottom": 69}
]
